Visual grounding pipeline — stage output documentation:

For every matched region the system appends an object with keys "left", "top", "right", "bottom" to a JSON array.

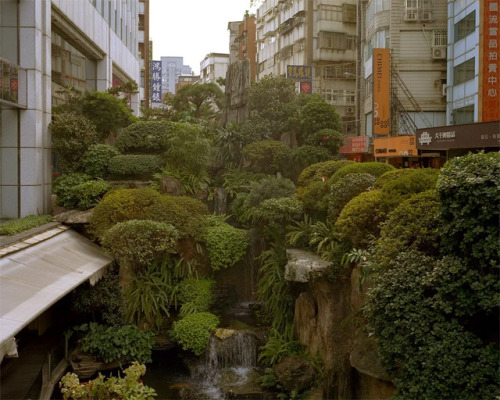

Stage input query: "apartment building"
[
  {"left": 138, "top": 0, "right": 150, "bottom": 109},
  {"left": 0, "top": 0, "right": 142, "bottom": 219},
  {"left": 160, "top": 56, "right": 192, "bottom": 94},
  {"left": 255, "top": 0, "right": 358, "bottom": 135},
  {"left": 200, "top": 52, "right": 230, "bottom": 88}
]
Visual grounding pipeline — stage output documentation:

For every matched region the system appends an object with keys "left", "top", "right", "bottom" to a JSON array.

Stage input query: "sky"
[{"left": 149, "top": 0, "right": 258, "bottom": 75}]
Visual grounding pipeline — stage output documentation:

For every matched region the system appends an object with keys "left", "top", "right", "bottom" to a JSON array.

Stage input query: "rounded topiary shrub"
[
  {"left": 101, "top": 220, "right": 179, "bottom": 267},
  {"left": 53, "top": 173, "right": 93, "bottom": 209},
  {"left": 72, "top": 180, "right": 111, "bottom": 210},
  {"left": 328, "top": 172, "right": 376, "bottom": 222},
  {"left": 244, "top": 176, "right": 296, "bottom": 209},
  {"left": 297, "top": 160, "right": 353, "bottom": 187},
  {"left": 437, "top": 151, "right": 500, "bottom": 268},
  {"left": 251, "top": 196, "right": 303, "bottom": 227},
  {"left": 290, "top": 145, "right": 332, "bottom": 170},
  {"left": 329, "top": 162, "right": 395, "bottom": 182},
  {"left": 83, "top": 144, "right": 121, "bottom": 178},
  {"left": 115, "top": 121, "right": 176, "bottom": 154},
  {"left": 373, "top": 168, "right": 415, "bottom": 189},
  {"left": 204, "top": 222, "right": 250, "bottom": 271},
  {"left": 170, "top": 312, "right": 220, "bottom": 356},
  {"left": 297, "top": 180, "right": 330, "bottom": 219},
  {"left": 242, "top": 140, "right": 291, "bottom": 175},
  {"left": 108, "top": 154, "right": 163, "bottom": 179},
  {"left": 303, "top": 128, "right": 344, "bottom": 154}
]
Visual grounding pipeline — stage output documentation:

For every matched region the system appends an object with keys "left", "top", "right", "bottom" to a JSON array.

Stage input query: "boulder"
[
  {"left": 350, "top": 330, "right": 392, "bottom": 382},
  {"left": 284, "top": 249, "right": 330, "bottom": 283},
  {"left": 53, "top": 209, "right": 94, "bottom": 224},
  {"left": 273, "top": 355, "right": 316, "bottom": 392}
]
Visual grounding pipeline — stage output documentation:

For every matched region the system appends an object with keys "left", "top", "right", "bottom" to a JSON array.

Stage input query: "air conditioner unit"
[
  {"left": 432, "top": 47, "right": 446, "bottom": 60},
  {"left": 346, "top": 106, "right": 355, "bottom": 114}
]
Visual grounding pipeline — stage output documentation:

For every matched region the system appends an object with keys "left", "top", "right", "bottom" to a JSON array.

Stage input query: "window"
[
  {"left": 319, "top": 32, "right": 356, "bottom": 50},
  {"left": 342, "top": 4, "right": 356, "bottom": 23},
  {"left": 322, "top": 63, "right": 356, "bottom": 79},
  {"left": 433, "top": 30, "right": 447, "bottom": 47},
  {"left": 318, "top": 4, "right": 343, "bottom": 22},
  {"left": 365, "top": 74, "right": 373, "bottom": 96},
  {"left": 454, "top": 10, "right": 475, "bottom": 42},
  {"left": 404, "top": 0, "right": 434, "bottom": 22},
  {"left": 452, "top": 105, "right": 474, "bottom": 125},
  {"left": 342, "top": 116, "right": 356, "bottom": 135},
  {"left": 453, "top": 58, "right": 475, "bottom": 85}
]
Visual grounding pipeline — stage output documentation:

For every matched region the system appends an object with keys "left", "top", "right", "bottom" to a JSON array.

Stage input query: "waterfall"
[{"left": 213, "top": 188, "right": 227, "bottom": 215}]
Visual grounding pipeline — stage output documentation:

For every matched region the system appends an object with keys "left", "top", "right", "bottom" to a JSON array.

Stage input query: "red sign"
[
  {"left": 300, "top": 81, "right": 312, "bottom": 94},
  {"left": 481, "top": 0, "right": 500, "bottom": 121},
  {"left": 339, "top": 136, "right": 369, "bottom": 154}
]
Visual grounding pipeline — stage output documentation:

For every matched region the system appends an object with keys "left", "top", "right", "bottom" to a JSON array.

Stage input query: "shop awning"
[{"left": 0, "top": 226, "right": 113, "bottom": 347}]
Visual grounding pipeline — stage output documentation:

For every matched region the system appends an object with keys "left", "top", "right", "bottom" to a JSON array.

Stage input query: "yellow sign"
[
  {"left": 374, "top": 135, "right": 417, "bottom": 157},
  {"left": 373, "top": 49, "right": 391, "bottom": 135}
]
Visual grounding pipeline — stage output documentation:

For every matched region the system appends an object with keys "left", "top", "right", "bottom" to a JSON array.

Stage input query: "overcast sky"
[{"left": 150, "top": 0, "right": 258, "bottom": 75}]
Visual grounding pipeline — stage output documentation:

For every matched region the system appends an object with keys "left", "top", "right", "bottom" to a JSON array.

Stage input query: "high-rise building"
[
  {"left": 160, "top": 56, "right": 192, "bottom": 94},
  {"left": 138, "top": 0, "right": 150, "bottom": 109},
  {"left": 0, "top": 0, "right": 142, "bottom": 220},
  {"left": 255, "top": 0, "right": 358, "bottom": 136}
]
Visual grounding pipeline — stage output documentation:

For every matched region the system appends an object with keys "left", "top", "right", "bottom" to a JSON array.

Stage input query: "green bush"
[
  {"left": 0, "top": 215, "right": 53, "bottom": 235},
  {"left": 365, "top": 251, "right": 499, "bottom": 399},
  {"left": 115, "top": 121, "right": 176, "bottom": 153},
  {"left": 297, "top": 98, "right": 342, "bottom": 145},
  {"left": 302, "top": 128, "right": 344, "bottom": 154},
  {"left": 108, "top": 154, "right": 163, "bottom": 178},
  {"left": 101, "top": 220, "right": 179, "bottom": 267},
  {"left": 80, "top": 323, "right": 155, "bottom": 364},
  {"left": 204, "top": 222, "right": 249, "bottom": 271},
  {"left": 244, "top": 177, "right": 296, "bottom": 209},
  {"left": 72, "top": 180, "right": 111, "bottom": 210},
  {"left": 242, "top": 140, "right": 291, "bottom": 175},
  {"left": 222, "top": 168, "right": 268, "bottom": 198},
  {"left": 53, "top": 173, "right": 93, "bottom": 208},
  {"left": 50, "top": 112, "right": 99, "bottom": 172},
  {"left": 372, "top": 190, "right": 441, "bottom": 269},
  {"left": 83, "top": 144, "right": 121, "bottom": 178},
  {"left": 251, "top": 196, "right": 303, "bottom": 228},
  {"left": 437, "top": 152, "right": 500, "bottom": 268},
  {"left": 289, "top": 145, "right": 332, "bottom": 172},
  {"left": 334, "top": 189, "right": 385, "bottom": 247},
  {"left": 178, "top": 279, "right": 215, "bottom": 317},
  {"left": 297, "top": 160, "right": 353, "bottom": 187},
  {"left": 170, "top": 312, "right": 220, "bottom": 356},
  {"left": 379, "top": 168, "right": 439, "bottom": 199},
  {"left": 328, "top": 173, "right": 376, "bottom": 222},
  {"left": 373, "top": 169, "right": 415, "bottom": 189},
  {"left": 259, "top": 328, "right": 303, "bottom": 367},
  {"left": 330, "top": 162, "right": 395, "bottom": 182},
  {"left": 297, "top": 181, "right": 330, "bottom": 219}
]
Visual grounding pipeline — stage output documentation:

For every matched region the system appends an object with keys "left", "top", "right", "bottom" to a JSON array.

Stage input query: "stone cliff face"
[
  {"left": 286, "top": 249, "right": 394, "bottom": 399},
  {"left": 224, "top": 59, "right": 251, "bottom": 125}
]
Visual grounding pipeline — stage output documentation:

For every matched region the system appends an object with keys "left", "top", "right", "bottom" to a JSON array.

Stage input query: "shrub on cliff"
[{"left": 170, "top": 312, "right": 220, "bottom": 356}]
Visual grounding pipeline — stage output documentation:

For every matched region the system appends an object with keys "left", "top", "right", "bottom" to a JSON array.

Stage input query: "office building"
[{"left": 160, "top": 56, "right": 192, "bottom": 94}]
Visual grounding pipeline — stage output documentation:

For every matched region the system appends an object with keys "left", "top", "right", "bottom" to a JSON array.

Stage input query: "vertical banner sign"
[
  {"left": 373, "top": 48, "right": 390, "bottom": 135},
  {"left": 481, "top": 0, "right": 500, "bottom": 122},
  {"left": 151, "top": 60, "right": 162, "bottom": 104}
]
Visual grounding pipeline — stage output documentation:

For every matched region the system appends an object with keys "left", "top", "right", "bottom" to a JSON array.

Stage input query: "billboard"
[
  {"left": 480, "top": 0, "right": 500, "bottom": 122},
  {"left": 374, "top": 135, "right": 417, "bottom": 157},
  {"left": 372, "top": 48, "right": 391, "bottom": 135},
  {"left": 151, "top": 60, "right": 162, "bottom": 104},
  {"left": 339, "top": 136, "right": 369, "bottom": 154},
  {"left": 287, "top": 65, "right": 312, "bottom": 80}
]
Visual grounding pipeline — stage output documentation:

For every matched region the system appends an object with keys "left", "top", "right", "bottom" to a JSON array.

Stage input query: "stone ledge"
[{"left": 284, "top": 249, "right": 331, "bottom": 283}]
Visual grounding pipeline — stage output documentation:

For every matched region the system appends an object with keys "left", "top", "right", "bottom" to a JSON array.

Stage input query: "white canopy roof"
[{"left": 0, "top": 227, "right": 113, "bottom": 346}]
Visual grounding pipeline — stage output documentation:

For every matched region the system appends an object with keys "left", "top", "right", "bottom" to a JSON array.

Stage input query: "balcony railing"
[{"left": 0, "top": 58, "right": 27, "bottom": 108}]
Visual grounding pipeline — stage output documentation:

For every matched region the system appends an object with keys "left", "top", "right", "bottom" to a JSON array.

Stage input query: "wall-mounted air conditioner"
[
  {"left": 432, "top": 47, "right": 446, "bottom": 60},
  {"left": 346, "top": 106, "right": 355, "bottom": 114}
]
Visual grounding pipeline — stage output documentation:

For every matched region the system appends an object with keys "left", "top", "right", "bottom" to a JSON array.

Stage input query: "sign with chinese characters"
[
  {"left": 372, "top": 49, "right": 391, "bottom": 135},
  {"left": 481, "top": 0, "right": 500, "bottom": 121},
  {"left": 339, "top": 136, "right": 369, "bottom": 154},
  {"left": 416, "top": 121, "right": 500, "bottom": 149},
  {"left": 300, "top": 81, "right": 312, "bottom": 94},
  {"left": 151, "top": 60, "right": 162, "bottom": 104},
  {"left": 374, "top": 135, "right": 417, "bottom": 157},
  {"left": 287, "top": 65, "right": 312, "bottom": 80}
]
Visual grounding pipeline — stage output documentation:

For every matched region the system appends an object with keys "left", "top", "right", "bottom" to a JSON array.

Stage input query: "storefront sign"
[
  {"left": 300, "top": 81, "right": 312, "bottom": 94},
  {"left": 287, "top": 65, "right": 312, "bottom": 80},
  {"left": 481, "top": 0, "right": 500, "bottom": 122},
  {"left": 372, "top": 48, "right": 390, "bottom": 135},
  {"left": 416, "top": 121, "right": 500, "bottom": 150},
  {"left": 339, "top": 136, "right": 369, "bottom": 154},
  {"left": 374, "top": 135, "right": 417, "bottom": 157},
  {"left": 151, "top": 60, "right": 162, "bottom": 104}
]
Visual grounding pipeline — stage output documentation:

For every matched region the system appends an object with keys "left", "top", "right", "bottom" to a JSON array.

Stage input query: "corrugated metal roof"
[{"left": 0, "top": 228, "right": 113, "bottom": 346}]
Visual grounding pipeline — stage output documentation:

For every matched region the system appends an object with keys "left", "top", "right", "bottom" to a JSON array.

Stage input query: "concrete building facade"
[
  {"left": 255, "top": 0, "right": 358, "bottom": 136},
  {"left": 0, "top": 0, "right": 141, "bottom": 220},
  {"left": 200, "top": 52, "right": 230, "bottom": 88},
  {"left": 160, "top": 56, "right": 192, "bottom": 94}
]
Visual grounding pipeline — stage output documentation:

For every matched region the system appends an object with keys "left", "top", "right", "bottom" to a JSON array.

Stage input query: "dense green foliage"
[
  {"left": 250, "top": 196, "right": 303, "bottom": 228},
  {"left": 114, "top": 121, "right": 174, "bottom": 153},
  {"left": 289, "top": 146, "right": 332, "bottom": 174},
  {"left": 50, "top": 112, "right": 99, "bottom": 172},
  {"left": 171, "top": 82, "right": 224, "bottom": 121},
  {"left": 297, "top": 181, "right": 330, "bottom": 219},
  {"left": 296, "top": 98, "right": 342, "bottom": 145},
  {"left": 83, "top": 144, "right": 121, "bottom": 178},
  {"left": 108, "top": 155, "right": 163, "bottom": 178},
  {"left": 302, "top": 128, "right": 344, "bottom": 155},
  {"left": 297, "top": 160, "right": 353, "bottom": 187},
  {"left": 244, "top": 177, "right": 296, "bottom": 209},
  {"left": 365, "top": 252, "right": 499, "bottom": 399},
  {"left": 330, "top": 161, "right": 395, "bottom": 182},
  {"left": 204, "top": 221, "right": 249, "bottom": 271},
  {"left": 214, "top": 123, "right": 260, "bottom": 169},
  {"left": 373, "top": 168, "right": 415, "bottom": 188},
  {"left": 60, "top": 362, "right": 156, "bottom": 400},
  {"left": 328, "top": 173, "right": 376, "bottom": 222},
  {"left": 242, "top": 140, "right": 291, "bottom": 175},
  {"left": 101, "top": 220, "right": 179, "bottom": 267},
  {"left": 0, "top": 215, "right": 53, "bottom": 235},
  {"left": 80, "top": 323, "right": 155, "bottom": 364},
  {"left": 378, "top": 168, "right": 439, "bottom": 205},
  {"left": 437, "top": 152, "right": 500, "bottom": 268},
  {"left": 258, "top": 327, "right": 303, "bottom": 367},
  {"left": 222, "top": 169, "right": 267, "bottom": 198},
  {"left": 71, "top": 180, "right": 111, "bottom": 210},
  {"left": 53, "top": 173, "right": 92, "bottom": 208},
  {"left": 178, "top": 279, "right": 215, "bottom": 317},
  {"left": 170, "top": 312, "right": 220, "bottom": 356}
]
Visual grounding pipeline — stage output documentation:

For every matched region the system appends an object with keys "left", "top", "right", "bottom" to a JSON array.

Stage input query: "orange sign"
[
  {"left": 373, "top": 48, "right": 391, "bottom": 135},
  {"left": 374, "top": 135, "right": 417, "bottom": 158},
  {"left": 481, "top": 0, "right": 500, "bottom": 121}
]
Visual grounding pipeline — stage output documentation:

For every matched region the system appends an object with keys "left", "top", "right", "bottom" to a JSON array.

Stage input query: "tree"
[
  {"left": 172, "top": 82, "right": 224, "bottom": 120},
  {"left": 296, "top": 98, "right": 343, "bottom": 147}
]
